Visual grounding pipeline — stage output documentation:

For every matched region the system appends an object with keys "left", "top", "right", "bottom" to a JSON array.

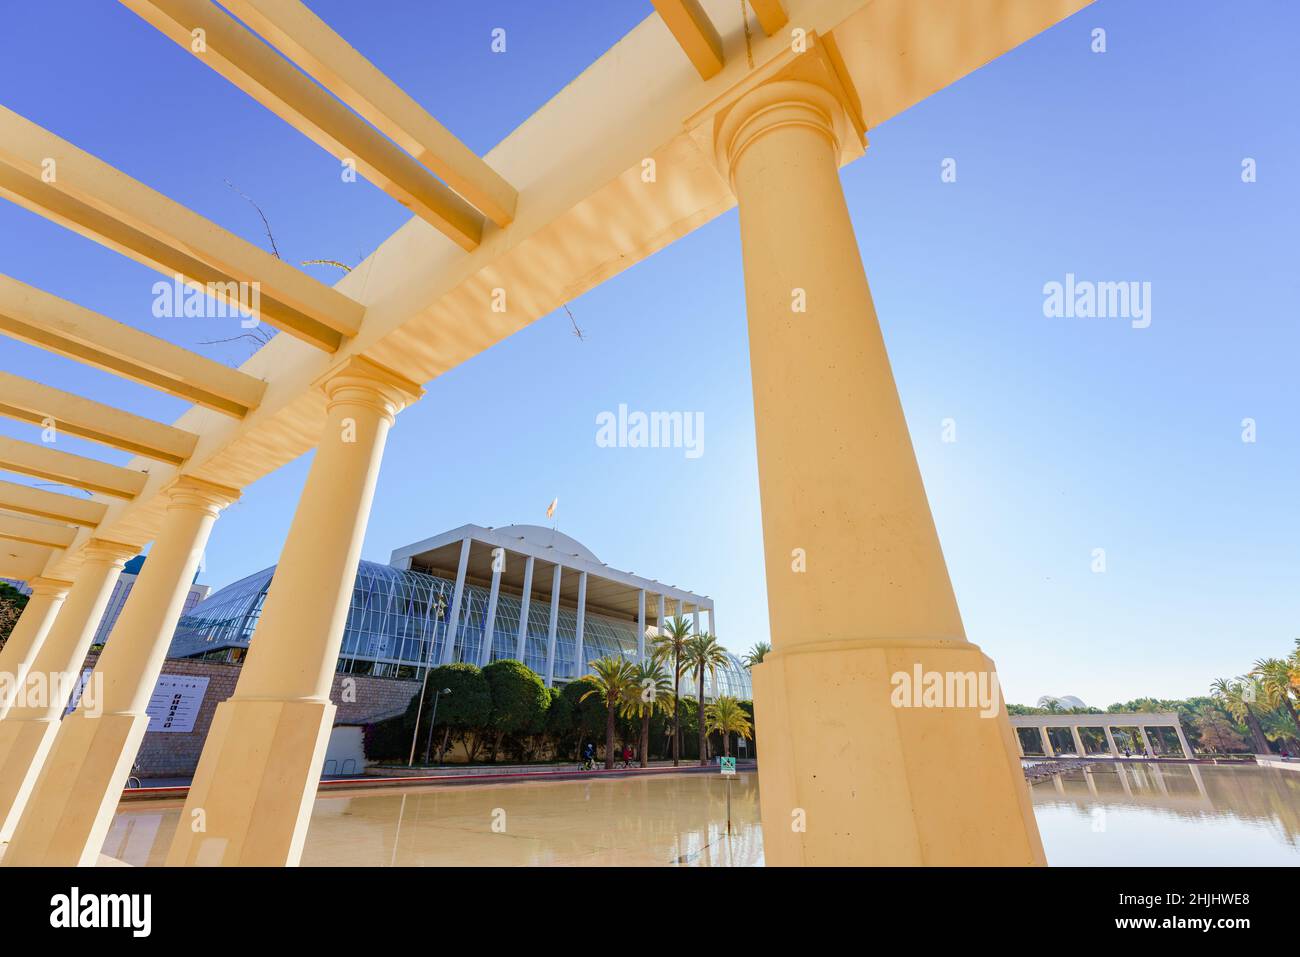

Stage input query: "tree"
[
  {"left": 620, "top": 651, "right": 673, "bottom": 768},
  {"left": 742, "top": 641, "right": 770, "bottom": 668},
  {"left": 704, "top": 695, "right": 753, "bottom": 757},
  {"left": 1192, "top": 704, "right": 1247, "bottom": 754},
  {"left": 545, "top": 684, "right": 575, "bottom": 759},
  {"left": 0, "top": 582, "right": 29, "bottom": 652},
  {"left": 579, "top": 656, "right": 638, "bottom": 769},
  {"left": 738, "top": 699, "right": 756, "bottom": 757},
  {"left": 1252, "top": 658, "right": 1300, "bottom": 740},
  {"left": 558, "top": 677, "right": 606, "bottom": 760},
  {"left": 482, "top": 659, "right": 548, "bottom": 762},
  {"left": 406, "top": 663, "right": 490, "bottom": 764},
  {"left": 685, "top": 633, "right": 729, "bottom": 765},
  {"left": 1260, "top": 707, "right": 1300, "bottom": 751},
  {"left": 1211, "top": 677, "right": 1272, "bottom": 754},
  {"left": 652, "top": 615, "right": 693, "bottom": 767}
]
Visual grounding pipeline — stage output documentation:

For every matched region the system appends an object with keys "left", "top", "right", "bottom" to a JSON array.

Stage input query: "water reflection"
[
  {"left": 102, "top": 764, "right": 1300, "bottom": 867},
  {"left": 1031, "top": 763, "right": 1300, "bottom": 865},
  {"left": 103, "top": 772, "right": 764, "bottom": 867}
]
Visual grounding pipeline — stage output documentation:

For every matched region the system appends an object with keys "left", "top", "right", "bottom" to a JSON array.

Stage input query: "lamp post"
[
  {"left": 406, "top": 590, "right": 447, "bottom": 767},
  {"left": 423, "top": 688, "right": 452, "bottom": 767}
]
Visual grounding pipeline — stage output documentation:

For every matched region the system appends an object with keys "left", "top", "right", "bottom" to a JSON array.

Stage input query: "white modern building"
[
  {"left": 6, "top": 556, "right": 210, "bottom": 648},
  {"left": 94, "top": 555, "right": 210, "bottom": 648},
  {"left": 171, "top": 524, "right": 751, "bottom": 699}
]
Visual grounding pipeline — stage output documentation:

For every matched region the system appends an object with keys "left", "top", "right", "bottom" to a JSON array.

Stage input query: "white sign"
[{"left": 146, "top": 675, "right": 210, "bottom": 733}]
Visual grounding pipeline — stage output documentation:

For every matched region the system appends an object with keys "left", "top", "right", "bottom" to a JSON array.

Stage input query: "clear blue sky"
[{"left": 0, "top": 1, "right": 1296, "bottom": 706}]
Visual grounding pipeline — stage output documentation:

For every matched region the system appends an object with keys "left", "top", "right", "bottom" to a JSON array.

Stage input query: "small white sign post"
[{"left": 719, "top": 756, "right": 736, "bottom": 835}]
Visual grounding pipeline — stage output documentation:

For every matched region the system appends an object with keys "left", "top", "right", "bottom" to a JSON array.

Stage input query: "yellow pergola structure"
[{"left": 0, "top": 0, "right": 1094, "bottom": 866}]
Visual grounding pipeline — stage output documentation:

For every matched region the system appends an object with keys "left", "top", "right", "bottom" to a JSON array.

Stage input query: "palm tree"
[
  {"left": 742, "top": 641, "right": 770, "bottom": 668},
  {"left": 580, "top": 655, "right": 638, "bottom": 769},
  {"left": 685, "top": 633, "right": 729, "bottom": 766},
  {"left": 704, "top": 696, "right": 753, "bottom": 758},
  {"left": 1259, "top": 707, "right": 1300, "bottom": 752},
  {"left": 1251, "top": 658, "right": 1300, "bottom": 739},
  {"left": 652, "top": 616, "right": 693, "bottom": 767},
  {"left": 619, "top": 652, "right": 673, "bottom": 768},
  {"left": 1211, "top": 677, "right": 1272, "bottom": 754}
]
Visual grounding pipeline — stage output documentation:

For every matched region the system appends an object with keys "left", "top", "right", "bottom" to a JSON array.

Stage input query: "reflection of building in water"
[
  {"left": 103, "top": 774, "right": 765, "bottom": 867},
  {"left": 1032, "top": 765, "right": 1300, "bottom": 847}
]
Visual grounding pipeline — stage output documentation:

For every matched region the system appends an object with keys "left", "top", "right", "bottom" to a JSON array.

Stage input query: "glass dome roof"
[{"left": 170, "top": 559, "right": 752, "bottom": 699}]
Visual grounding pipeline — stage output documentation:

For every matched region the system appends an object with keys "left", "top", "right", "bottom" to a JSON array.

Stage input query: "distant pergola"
[
  {"left": 1011, "top": 712, "right": 1194, "bottom": 760},
  {"left": 0, "top": 0, "right": 1095, "bottom": 866}
]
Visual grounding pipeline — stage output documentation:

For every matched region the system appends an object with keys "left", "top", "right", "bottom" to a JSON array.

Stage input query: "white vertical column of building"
[
  {"left": 574, "top": 571, "right": 588, "bottom": 677},
  {"left": 637, "top": 589, "right": 646, "bottom": 660},
  {"left": 439, "top": 537, "right": 472, "bottom": 665},
  {"left": 1172, "top": 722, "right": 1193, "bottom": 759},
  {"left": 692, "top": 609, "right": 701, "bottom": 634},
  {"left": 545, "top": 565, "right": 562, "bottom": 687},
  {"left": 0, "top": 578, "right": 71, "bottom": 720},
  {"left": 708, "top": 605, "right": 717, "bottom": 637},
  {"left": 1140, "top": 727, "right": 1155, "bottom": 758},
  {"left": 515, "top": 555, "right": 535, "bottom": 661},
  {"left": 1039, "top": 727, "right": 1054, "bottom": 757},
  {"left": 479, "top": 547, "right": 503, "bottom": 667}
]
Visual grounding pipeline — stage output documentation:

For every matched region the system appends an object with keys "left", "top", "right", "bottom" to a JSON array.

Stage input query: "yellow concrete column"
[
  {"left": 0, "top": 577, "right": 73, "bottom": 720},
  {"left": 2, "top": 477, "right": 238, "bottom": 866},
  {"left": 0, "top": 538, "right": 137, "bottom": 841},
  {"left": 167, "top": 356, "right": 421, "bottom": 867},
  {"left": 719, "top": 80, "right": 1043, "bottom": 865}
]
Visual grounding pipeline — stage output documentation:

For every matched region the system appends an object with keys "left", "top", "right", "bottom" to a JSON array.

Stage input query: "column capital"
[
  {"left": 317, "top": 355, "right": 425, "bottom": 422},
  {"left": 716, "top": 80, "right": 843, "bottom": 177},
  {"left": 26, "top": 576, "right": 73, "bottom": 598},
  {"left": 79, "top": 538, "right": 140, "bottom": 568},
  {"left": 164, "top": 475, "right": 241, "bottom": 515}
]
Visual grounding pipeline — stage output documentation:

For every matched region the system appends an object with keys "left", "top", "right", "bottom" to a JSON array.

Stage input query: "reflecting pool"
[
  {"left": 101, "top": 763, "right": 1300, "bottom": 866},
  {"left": 1030, "top": 762, "right": 1300, "bottom": 866},
  {"left": 103, "top": 771, "right": 763, "bottom": 867}
]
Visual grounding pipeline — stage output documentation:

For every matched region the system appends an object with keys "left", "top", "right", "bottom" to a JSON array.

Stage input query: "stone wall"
[{"left": 81, "top": 654, "right": 421, "bottom": 779}]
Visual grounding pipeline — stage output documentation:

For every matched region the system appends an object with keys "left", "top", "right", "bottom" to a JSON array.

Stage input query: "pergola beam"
[
  {"left": 0, "top": 436, "right": 146, "bottom": 500},
  {"left": 0, "top": 512, "right": 78, "bottom": 550},
  {"left": 0, "top": 540, "right": 58, "bottom": 580},
  {"left": 220, "top": 0, "right": 517, "bottom": 228},
  {"left": 0, "top": 479, "right": 106, "bottom": 527},
  {"left": 651, "top": 0, "right": 725, "bottom": 79},
  {"left": 0, "top": 372, "right": 199, "bottom": 465},
  {"left": 118, "top": 0, "right": 486, "bottom": 249},
  {"left": 0, "top": 274, "right": 267, "bottom": 418},
  {"left": 749, "top": 0, "right": 789, "bottom": 35},
  {"left": 0, "top": 105, "right": 363, "bottom": 352}
]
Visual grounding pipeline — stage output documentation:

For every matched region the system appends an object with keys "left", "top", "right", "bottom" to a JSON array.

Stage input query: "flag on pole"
[{"left": 546, "top": 497, "right": 558, "bottom": 519}]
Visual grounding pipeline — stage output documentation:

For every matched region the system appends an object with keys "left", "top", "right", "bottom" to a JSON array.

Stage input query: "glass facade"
[
  {"left": 93, "top": 573, "right": 210, "bottom": 647},
  {"left": 170, "top": 559, "right": 752, "bottom": 699}
]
